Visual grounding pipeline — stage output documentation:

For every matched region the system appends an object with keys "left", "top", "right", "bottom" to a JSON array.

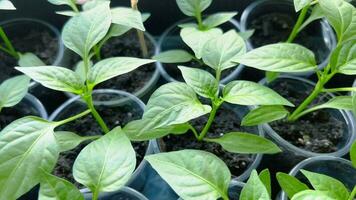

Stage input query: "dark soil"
[
  {"left": 53, "top": 100, "right": 148, "bottom": 188},
  {"left": 0, "top": 29, "right": 58, "bottom": 82},
  {"left": 159, "top": 105, "right": 255, "bottom": 177},
  {"left": 0, "top": 104, "right": 38, "bottom": 130},
  {"left": 249, "top": 13, "right": 329, "bottom": 64},
  {"left": 95, "top": 30, "right": 156, "bottom": 93},
  {"left": 269, "top": 80, "right": 345, "bottom": 153}
]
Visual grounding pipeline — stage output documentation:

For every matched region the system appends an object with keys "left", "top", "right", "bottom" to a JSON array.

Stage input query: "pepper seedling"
[{"left": 236, "top": 0, "right": 356, "bottom": 125}]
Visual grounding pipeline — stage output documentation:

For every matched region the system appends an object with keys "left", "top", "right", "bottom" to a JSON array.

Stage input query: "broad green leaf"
[
  {"left": 0, "top": 0, "right": 15, "bottom": 10},
  {"left": 16, "top": 66, "right": 85, "bottom": 94},
  {"left": 124, "top": 119, "right": 190, "bottom": 141},
  {"left": 143, "top": 82, "right": 211, "bottom": 129},
  {"left": 0, "top": 75, "right": 30, "bottom": 109},
  {"left": 234, "top": 43, "right": 317, "bottom": 73},
  {"left": 301, "top": 170, "right": 350, "bottom": 200},
  {"left": 0, "top": 117, "right": 59, "bottom": 200},
  {"left": 181, "top": 27, "right": 223, "bottom": 59},
  {"left": 202, "top": 30, "right": 246, "bottom": 71},
  {"left": 54, "top": 131, "right": 99, "bottom": 152},
  {"left": 56, "top": 10, "right": 77, "bottom": 17},
  {"left": 153, "top": 50, "right": 194, "bottom": 63},
  {"left": 292, "top": 190, "right": 336, "bottom": 200},
  {"left": 308, "top": 96, "right": 353, "bottom": 111},
  {"left": 204, "top": 132, "right": 281, "bottom": 154},
  {"left": 176, "top": 0, "right": 212, "bottom": 17},
  {"left": 74, "top": 60, "right": 92, "bottom": 82},
  {"left": 276, "top": 172, "right": 309, "bottom": 199},
  {"left": 319, "top": 0, "right": 356, "bottom": 42},
  {"left": 39, "top": 171, "right": 84, "bottom": 200},
  {"left": 81, "top": 0, "right": 108, "bottom": 11},
  {"left": 331, "top": 39, "right": 356, "bottom": 75},
  {"left": 240, "top": 170, "right": 270, "bottom": 200},
  {"left": 241, "top": 106, "right": 289, "bottom": 126},
  {"left": 203, "top": 12, "right": 237, "bottom": 29},
  {"left": 87, "top": 57, "right": 154, "bottom": 88},
  {"left": 259, "top": 169, "right": 271, "bottom": 197},
  {"left": 294, "top": 0, "right": 312, "bottom": 12},
  {"left": 178, "top": 66, "right": 218, "bottom": 99},
  {"left": 298, "top": 5, "right": 323, "bottom": 32},
  {"left": 18, "top": 52, "right": 45, "bottom": 67},
  {"left": 238, "top": 30, "right": 255, "bottom": 41},
  {"left": 62, "top": 2, "right": 111, "bottom": 58},
  {"left": 145, "top": 150, "right": 230, "bottom": 200},
  {"left": 48, "top": 0, "right": 74, "bottom": 6},
  {"left": 73, "top": 127, "right": 136, "bottom": 193},
  {"left": 223, "top": 81, "right": 294, "bottom": 106},
  {"left": 111, "top": 7, "right": 145, "bottom": 31},
  {"left": 351, "top": 141, "right": 356, "bottom": 168}
]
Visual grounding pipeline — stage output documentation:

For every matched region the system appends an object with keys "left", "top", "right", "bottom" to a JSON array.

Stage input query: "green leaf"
[
  {"left": 0, "top": 75, "right": 30, "bottom": 110},
  {"left": 18, "top": 52, "right": 45, "bottom": 67},
  {"left": 238, "top": 30, "right": 255, "bottom": 41},
  {"left": 242, "top": 106, "right": 289, "bottom": 126},
  {"left": 331, "top": 39, "right": 356, "bottom": 75},
  {"left": 223, "top": 81, "right": 294, "bottom": 106},
  {"left": 73, "top": 127, "right": 135, "bottom": 194},
  {"left": 292, "top": 190, "right": 336, "bottom": 200},
  {"left": 74, "top": 60, "right": 92, "bottom": 82},
  {"left": 276, "top": 172, "right": 309, "bottom": 199},
  {"left": 111, "top": 7, "right": 145, "bottom": 31},
  {"left": 301, "top": 170, "right": 350, "bottom": 200},
  {"left": 143, "top": 82, "right": 211, "bottom": 129},
  {"left": 62, "top": 2, "right": 111, "bottom": 58},
  {"left": 294, "top": 0, "right": 312, "bottom": 12},
  {"left": 145, "top": 150, "right": 230, "bottom": 200},
  {"left": 266, "top": 71, "right": 280, "bottom": 83},
  {"left": 0, "top": 117, "right": 59, "bottom": 199},
  {"left": 204, "top": 132, "right": 281, "bottom": 154},
  {"left": 0, "top": 0, "right": 15, "bottom": 10},
  {"left": 176, "top": 0, "right": 212, "bottom": 17},
  {"left": 259, "top": 169, "right": 271, "bottom": 197},
  {"left": 202, "top": 30, "right": 246, "bottom": 71},
  {"left": 55, "top": 10, "right": 77, "bottom": 17},
  {"left": 240, "top": 170, "right": 270, "bottom": 200},
  {"left": 54, "top": 131, "right": 99, "bottom": 152},
  {"left": 298, "top": 4, "right": 323, "bottom": 32},
  {"left": 124, "top": 120, "right": 190, "bottom": 141},
  {"left": 39, "top": 171, "right": 84, "bottom": 200},
  {"left": 319, "top": 0, "right": 356, "bottom": 42},
  {"left": 178, "top": 66, "right": 218, "bottom": 99},
  {"left": 309, "top": 96, "right": 354, "bottom": 111},
  {"left": 153, "top": 50, "right": 194, "bottom": 63},
  {"left": 16, "top": 66, "right": 85, "bottom": 94},
  {"left": 234, "top": 43, "right": 317, "bottom": 73},
  {"left": 203, "top": 12, "right": 237, "bottom": 28},
  {"left": 181, "top": 27, "right": 223, "bottom": 59},
  {"left": 351, "top": 141, "right": 356, "bottom": 168},
  {"left": 87, "top": 57, "right": 154, "bottom": 88},
  {"left": 48, "top": 0, "right": 74, "bottom": 6}
]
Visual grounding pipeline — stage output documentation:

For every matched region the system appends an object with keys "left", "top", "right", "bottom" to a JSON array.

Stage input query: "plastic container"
[
  {"left": 49, "top": 89, "right": 156, "bottom": 191},
  {"left": 81, "top": 187, "right": 148, "bottom": 200},
  {"left": 156, "top": 18, "right": 248, "bottom": 84},
  {"left": 279, "top": 156, "right": 356, "bottom": 200},
  {"left": 152, "top": 104, "right": 263, "bottom": 182},
  {"left": 259, "top": 76, "right": 356, "bottom": 171},
  {"left": 240, "top": 0, "right": 336, "bottom": 77},
  {"left": 65, "top": 32, "right": 160, "bottom": 106},
  {"left": 0, "top": 18, "right": 65, "bottom": 89}
]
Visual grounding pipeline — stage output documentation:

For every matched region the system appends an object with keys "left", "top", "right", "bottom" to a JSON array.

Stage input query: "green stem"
[
  {"left": 322, "top": 87, "right": 356, "bottom": 93},
  {"left": 286, "top": 5, "right": 310, "bottom": 43},
  {"left": 69, "top": 0, "right": 79, "bottom": 13},
  {"left": 349, "top": 186, "right": 356, "bottom": 200},
  {"left": 83, "top": 93, "right": 110, "bottom": 133},
  {"left": 0, "top": 44, "right": 15, "bottom": 56},
  {"left": 93, "top": 45, "right": 102, "bottom": 61},
  {"left": 196, "top": 11, "right": 204, "bottom": 30},
  {"left": 92, "top": 190, "right": 99, "bottom": 200},
  {"left": 56, "top": 109, "right": 91, "bottom": 126},
  {"left": 198, "top": 102, "right": 221, "bottom": 141},
  {"left": 188, "top": 124, "right": 199, "bottom": 140},
  {"left": 0, "top": 27, "right": 19, "bottom": 59}
]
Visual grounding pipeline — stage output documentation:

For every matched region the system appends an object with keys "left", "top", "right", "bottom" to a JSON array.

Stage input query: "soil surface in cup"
[
  {"left": 94, "top": 30, "right": 156, "bottom": 94},
  {"left": 0, "top": 29, "right": 58, "bottom": 82},
  {"left": 53, "top": 99, "right": 148, "bottom": 188},
  {"left": 159, "top": 105, "right": 254, "bottom": 177},
  {"left": 0, "top": 104, "right": 37, "bottom": 130},
  {"left": 249, "top": 13, "right": 328, "bottom": 63},
  {"left": 269, "top": 81, "right": 345, "bottom": 153}
]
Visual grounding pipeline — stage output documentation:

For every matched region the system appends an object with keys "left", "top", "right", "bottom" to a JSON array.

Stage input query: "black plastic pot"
[
  {"left": 49, "top": 89, "right": 157, "bottom": 192},
  {"left": 259, "top": 76, "right": 356, "bottom": 172},
  {"left": 156, "top": 18, "right": 248, "bottom": 84},
  {"left": 240, "top": 0, "right": 336, "bottom": 77},
  {"left": 279, "top": 156, "right": 356, "bottom": 200},
  {"left": 0, "top": 93, "right": 48, "bottom": 130},
  {"left": 82, "top": 187, "right": 148, "bottom": 200}
]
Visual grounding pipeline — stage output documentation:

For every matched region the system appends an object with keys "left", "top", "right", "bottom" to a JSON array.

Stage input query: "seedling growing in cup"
[{"left": 237, "top": 0, "right": 356, "bottom": 125}]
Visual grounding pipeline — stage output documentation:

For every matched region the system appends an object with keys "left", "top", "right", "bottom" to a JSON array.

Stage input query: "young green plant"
[
  {"left": 0, "top": 75, "right": 30, "bottom": 113},
  {"left": 237, "top": 0, "right": 356, "bottom": 125}
]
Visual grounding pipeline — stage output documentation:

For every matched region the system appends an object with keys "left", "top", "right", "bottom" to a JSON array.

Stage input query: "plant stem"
[
  {"left": 69, "top": 0, "right": 79, "bottom": 13},
  {"left": 0, "top": 27, "right": 19, "bottom": 59},
  {"left": 188, "top": 124, "right": 199, "bottom": 139},
  {"left": 130, "top": 0, "right": 149, "bottom": 58},
  {"left": 92, "top": 190, "right": 99, "bottom": 200},
  {"left": 198, "top": 103, "right": 221, "bottom": 141},
  {"left": 286, "top": 5, "right": 309, "bottom": 43},
  {"left": 93, "top": 45, "right": 102, "bottom": 61},
  {"left": 56, "top": 109, "right": 91, "bottom": 126},
  {"left": 322, "top": 87, "right": 356, "bottom": 93},
  {"left": 196, "top": 10, "right": 204, "bottom": 30},
  {"left": 83, "top": 92, "right": 110, "bottom": 133}
]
